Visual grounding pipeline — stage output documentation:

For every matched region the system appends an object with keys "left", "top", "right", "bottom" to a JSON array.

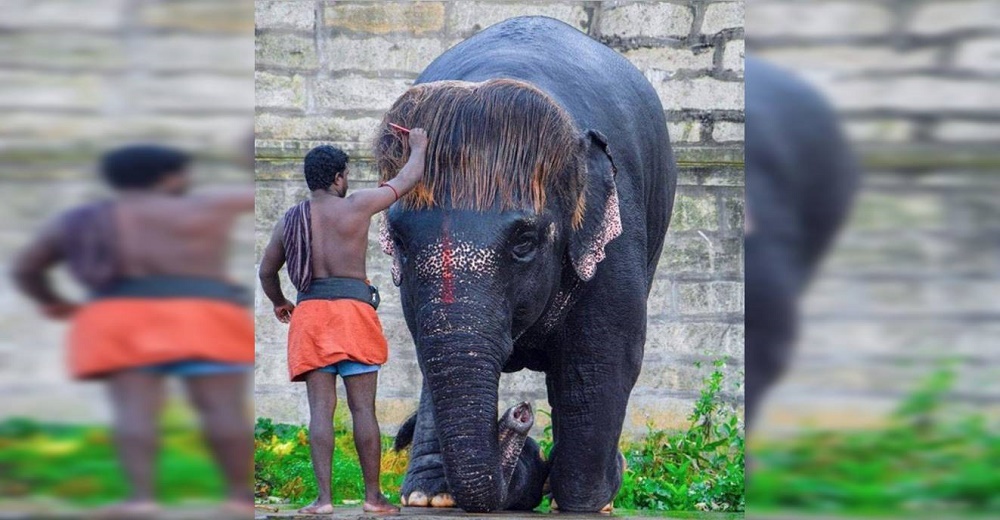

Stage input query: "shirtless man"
[
  {"left": 12, "top": 145, "right": 256, "bottom": 516},
  {"left": 259, "top": 129, "right": 427, "bottom": 514}
]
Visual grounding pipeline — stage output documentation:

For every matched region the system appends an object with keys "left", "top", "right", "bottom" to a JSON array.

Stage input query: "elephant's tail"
[{"left": 393, "top": 413, "right": 417, "bottom": 451}]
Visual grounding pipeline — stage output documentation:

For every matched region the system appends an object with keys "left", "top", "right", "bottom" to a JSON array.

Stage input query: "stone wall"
[
  {"left": 748, "top": 0, "right": 1000, "bottom": 433},
  {"left": 0, "top": 0, "right": 254, "bottom": 421},
  {"left": 254, "top": 0, "right": 746, "bottom": 435}
]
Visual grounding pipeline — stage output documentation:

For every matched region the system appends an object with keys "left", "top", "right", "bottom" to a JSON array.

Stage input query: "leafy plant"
[{"left": 749, "top": 364, "right": 1000, "bottom": 514}]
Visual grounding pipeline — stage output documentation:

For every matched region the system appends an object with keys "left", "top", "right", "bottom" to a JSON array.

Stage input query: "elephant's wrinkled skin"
[{"left": 377, "top": 17, "right": 677, "bottom": 512}]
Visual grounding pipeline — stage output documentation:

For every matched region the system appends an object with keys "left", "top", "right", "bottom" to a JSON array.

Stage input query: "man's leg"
[
  {"left": 182, "top": 372, "right": 254, "bottom": 509},
  {"left": 300, "top": 370, "right": 337, "bottom": 514},
  {"left": 105, "top": 370, "right": 166, "bottom": 513},
  {"left": 343, "top": 370, "right": 398, "bottom": 513}
]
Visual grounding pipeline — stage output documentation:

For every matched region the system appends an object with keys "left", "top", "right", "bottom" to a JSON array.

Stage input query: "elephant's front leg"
[
  {"left": 400, "top": 383, "right": 453, "bottom": 507},
  {"left": 546, "top": 307, "right": 643, "bottom": 512}
]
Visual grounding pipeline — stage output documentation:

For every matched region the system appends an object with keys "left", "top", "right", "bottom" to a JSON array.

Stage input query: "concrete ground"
[{"left": 253, "top": 507, "right": 743, "bottom": 520}]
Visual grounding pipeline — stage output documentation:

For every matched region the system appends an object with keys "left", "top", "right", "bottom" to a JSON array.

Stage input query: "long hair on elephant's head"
[{"left": 374, "top": 79, "right": 587, "bottom": 229}]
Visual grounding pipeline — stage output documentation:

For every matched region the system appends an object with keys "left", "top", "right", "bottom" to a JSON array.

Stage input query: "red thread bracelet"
[{"left": 379, "top": 182, "right": 399, "bottom": 201}]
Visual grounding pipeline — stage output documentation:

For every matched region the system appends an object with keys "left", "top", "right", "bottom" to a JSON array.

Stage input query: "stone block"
[
  {"left": 255, "top": 0, "right": 315, "bottom": 31},
  {"left": 702, "top": 1, "right": 744, "bottom": 35},
  {"left": 0, "top": 33, "right": 124, "bottom": 70},
  {"left": 721, "top": 39, "right": 744, "bottom": 73},
  {"left": 255, "top": 113, "right": 382, "bottom": 141},
  {"left": 712, "top": 121, "right": 744, "bottom": 143},
  {"left": 325, "top": 1, "right": 445, "bottom": 35},
  {"left": 668, "top": 120, "right": 703, "bottom": 143},
  {"left": 320, "top": 36, "right": 446, "bottom": 73},
  {"left": 0, "top": 71, "right": 104, "bottom": 111},
  {"left": 910, "top": 1, "right": 1000, "bottom": 35},
  {"left": 955, "top": 38, "right": 1000, "bottom": 73},
  {"left": 128, "top": 74, "right": 253, "bottom": 112},
  {"left": 669, "top": 191, "right": 720, "bottom": 232},
  {"left": 601, "top": 2, "right": 693, "bottom": 38},
  {"left": 649, "top": 73, "right": 744, "bottom": 111},
  {"left": 144, "top": 35, "right": 254, "bottom": 73},
  {"left": 933, "top": 121, "right": 1000, "bottom": 142},
  {"left": 256, "top": 72, "right": 306, "bottom": 110},
  {"left": 139, "top": 0, "right": 254, "bottom": 33},
  {"left": 312, "top": 75, "right": 412, "bottom": 112},
  {"left": 448, "top": 1, "right": 589, "bottom": 35},
  {"left": 621, "top": 46, "right": 714, "bottom": 72},
  {"left": 748, "top": 1, "right": 892, "bottom": 38},
  {"left": 0, "top": 0, "right": 125, "bottom": 30},
  {"left": 256, "top": 32, "right": 318, "bottom": 71}
]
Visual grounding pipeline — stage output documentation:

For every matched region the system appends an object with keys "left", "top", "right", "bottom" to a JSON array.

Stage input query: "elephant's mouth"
[{"left": 498, "top": 402, "right": 534, "bottom": 492}]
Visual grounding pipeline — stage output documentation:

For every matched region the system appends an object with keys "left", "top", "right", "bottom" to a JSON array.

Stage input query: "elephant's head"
[{"left": 374, "top": 79, "right": 621, "bottom": 511}]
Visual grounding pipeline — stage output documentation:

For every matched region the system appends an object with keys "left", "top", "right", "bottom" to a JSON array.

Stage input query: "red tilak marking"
[{"left": 441, "top": 219, "right": 455, "bottom": 304}]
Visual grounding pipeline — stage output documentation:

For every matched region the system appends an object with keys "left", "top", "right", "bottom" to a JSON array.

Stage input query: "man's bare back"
[
  {"left": 307, "top": 192, "right": 372, "bottom": 281},
  {"left": 259, "top": 129, "right": 427, "bottom": 322},
  {"left": 116, "top": 189, "right": 253, "bottom": 280}
]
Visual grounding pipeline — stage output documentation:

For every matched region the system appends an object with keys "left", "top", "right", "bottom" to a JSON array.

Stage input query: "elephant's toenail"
[
  {"left": 601, "top": 503, "right": 614, "bottom": 513},
  {"left": 431, "top": 493, "right": 454, "bottom": 507},
  {"left": 400, "top": 494, "right": 407, "bottom": 506},
  {"left": 408, "top": 491, "right": 429, "bottom": 507},
  {"left": 550, "top": 498, "right": 558, "bottom": 511}
]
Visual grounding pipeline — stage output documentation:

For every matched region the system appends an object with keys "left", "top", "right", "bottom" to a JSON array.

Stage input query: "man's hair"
[
  {"left": 304, "top": 145, "right": 349, "bottom": 191},
  {"left": 100, "top": 144, "right": 191, "bottom": 190}
]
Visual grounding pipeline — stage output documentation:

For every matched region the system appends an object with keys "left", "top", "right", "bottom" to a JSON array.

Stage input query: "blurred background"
[
  {"left": 746, "top": 0, "right": 1000, "bottom": 516},
  {"left": 0, "top": 0, "right": 253, "bottom": 511}
]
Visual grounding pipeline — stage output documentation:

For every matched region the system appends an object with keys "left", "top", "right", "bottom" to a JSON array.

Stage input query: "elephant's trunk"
[{"left": 420, "top": 330, "right": 508, "bottom": 512}]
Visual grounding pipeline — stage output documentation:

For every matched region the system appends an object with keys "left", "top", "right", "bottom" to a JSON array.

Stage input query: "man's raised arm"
[{"left": 350, "top": 128, "right": 428, "bottom": 215}]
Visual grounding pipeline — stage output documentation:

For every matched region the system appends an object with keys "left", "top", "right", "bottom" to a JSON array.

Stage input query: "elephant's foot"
[
  {"left": 401, "top": 491, "right": 454, "bottom": 508},
  {"left": 550, "top": 498, "right": 613, "bottom": 513},
  {"left": 400, "top": 453, "right": 453, "bottom": 508}
]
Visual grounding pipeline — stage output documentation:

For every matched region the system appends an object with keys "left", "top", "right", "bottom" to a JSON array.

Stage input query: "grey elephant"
[{"left": 375, "top": 16, "right": 677, "bottom": 512}]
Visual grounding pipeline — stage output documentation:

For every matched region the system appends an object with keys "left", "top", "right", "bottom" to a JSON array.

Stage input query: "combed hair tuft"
[{"left": 373, "top": 79, "right": 586, "bottom": 228}]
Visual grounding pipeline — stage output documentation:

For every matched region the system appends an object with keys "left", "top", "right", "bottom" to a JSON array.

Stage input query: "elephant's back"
[{"left": 417, "top": 16, "right": 675, "bottom": 270}]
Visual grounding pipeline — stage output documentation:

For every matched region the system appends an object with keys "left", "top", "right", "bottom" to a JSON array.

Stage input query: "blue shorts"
[
  {"left": 138, "top": 360, "right": 253, "bottom": 377},
  {"left": 315, "top": 360, "right": 381, "bottom": 378}
]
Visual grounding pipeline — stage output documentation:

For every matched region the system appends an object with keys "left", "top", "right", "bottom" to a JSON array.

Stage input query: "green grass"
[
  {"left": 749, "top": 366, "right": 1000, "bottom": 515},
  {"left": 0, "top": 418, "right": 223, "bottom": 505},
  {"left": 255, "top": 360, "right": 746, "bottom": 513}
]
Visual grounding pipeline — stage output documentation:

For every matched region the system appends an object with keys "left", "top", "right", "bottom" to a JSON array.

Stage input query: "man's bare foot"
[
  {"left": 298, "top": 500, "right": 335, "bottom": 515},
  {"left": 93, "top": 500, "right": 161, "bottom": 518},
  {"left": 363, "top": 494, "right": 400, "bottom": 513}
]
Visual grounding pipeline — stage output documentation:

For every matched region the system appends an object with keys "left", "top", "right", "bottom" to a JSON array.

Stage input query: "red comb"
[{"left": 388, "top": 123, "right": 410, "bottom": 133}]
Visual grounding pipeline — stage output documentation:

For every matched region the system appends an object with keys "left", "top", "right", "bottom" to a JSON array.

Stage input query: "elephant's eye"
[{"left": 510, "top": 230, "right": 539, "bottom": 262}]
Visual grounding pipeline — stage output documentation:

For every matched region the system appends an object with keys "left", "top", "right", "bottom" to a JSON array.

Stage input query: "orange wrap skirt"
[
  {"left": 69, "top": 298, "right": 254, "bottom": 380},
  {"left": 287, "top": 299, "right": 388, "bottom": 382}
]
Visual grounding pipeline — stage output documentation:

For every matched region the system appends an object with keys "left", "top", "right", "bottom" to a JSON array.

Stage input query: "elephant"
[
  {"left": 743, "top": 57, "right": 859, "bottom": 429},
  {"left": 374, "top": 17, "right": 677, "bottom": 512}
]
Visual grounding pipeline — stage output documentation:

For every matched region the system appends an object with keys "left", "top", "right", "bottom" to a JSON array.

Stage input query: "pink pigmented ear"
[
  {"left": 378, "top": 212, "right": 394, "bottom": 256},
  {"left": 571, "top": 185, "right": 622, "bottom": 281},
  {"left": 379, "top": 212, "right": 403, "bottom": 286}
]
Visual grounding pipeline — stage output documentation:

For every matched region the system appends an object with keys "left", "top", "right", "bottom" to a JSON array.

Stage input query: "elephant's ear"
[
  {"left": 378, "top": 212, "right": 403, "bottom": 286},
  {"left": 569, "top": 129, "right": 623, "bottom": 281}
]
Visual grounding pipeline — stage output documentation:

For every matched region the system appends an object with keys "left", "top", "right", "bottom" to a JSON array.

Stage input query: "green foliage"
[
  {"left": 0, "top": 419, "right": 222, "bottom": 505},
  {"left": 254, "top": 407, "right": 405, "bottom": 507},
  {"left": 614, "top": 360, "right": 745, "bottom": 512},
  {"left": 749, "top": 365, "right": 1000, "bottom": 514}
]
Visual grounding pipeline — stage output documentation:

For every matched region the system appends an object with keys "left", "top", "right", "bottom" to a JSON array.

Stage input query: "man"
[
  {"left": 12, "top": 145, "right": 256, "bottom": 516},
  {"left": 259, "top": 128, "right": 428, "bottom": 514}
]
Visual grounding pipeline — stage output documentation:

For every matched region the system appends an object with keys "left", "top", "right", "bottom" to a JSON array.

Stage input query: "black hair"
[
  {"left": 100, "top": 144, "right": 191, "bottom": 190},
  {"left": 303, "top": 145, "right": 349, "bottom": 191}
]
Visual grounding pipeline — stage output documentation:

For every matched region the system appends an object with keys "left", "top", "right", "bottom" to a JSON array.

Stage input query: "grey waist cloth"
[
  {"left": 91, "top": 276, "right": 250, "bottom": 307},
  {"left": 296, "top": 277, "right": 380, "bottom": 310}
]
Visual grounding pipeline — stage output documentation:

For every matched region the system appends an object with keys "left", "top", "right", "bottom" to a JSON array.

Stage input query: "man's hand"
[
  {"left": 407, "top": 128, "right": 428, "bottom": 153},
  {"left": 274, "top": 300, "right": 295, "bottom": 323},
  {"left": 42, "top": 301, "right": 79, "bottom": 320}
]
